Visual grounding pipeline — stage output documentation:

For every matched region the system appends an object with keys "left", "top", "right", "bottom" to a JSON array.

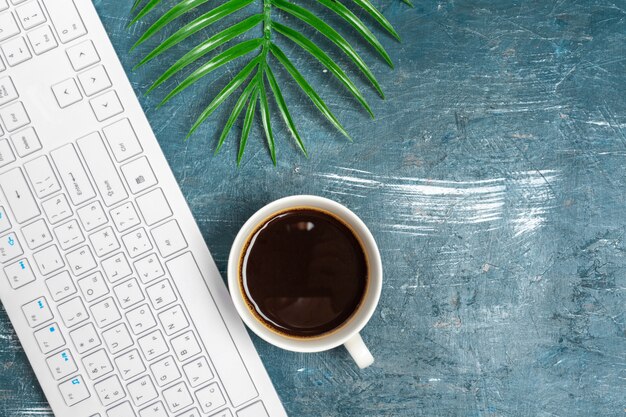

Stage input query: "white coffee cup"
[{"left": 227, "top": 195, "right": 383, "bottom": 369}]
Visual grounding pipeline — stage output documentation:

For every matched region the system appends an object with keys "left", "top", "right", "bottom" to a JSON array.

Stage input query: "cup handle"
[{"left": 344, "top": 333, "right": 374, "bottom": 369}]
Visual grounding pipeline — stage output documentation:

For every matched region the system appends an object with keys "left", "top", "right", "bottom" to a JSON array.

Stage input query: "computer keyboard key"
[
  {"left": 25, "top": 156, "right": 61, "bottom": 198},
  {"left": 236, "top": 401, "right": 269, "bottom": 417},
  {"left": 90, "top": 297, "right": 121, "bottom": 328},
  {"left": 42, "top": 0, "right": 86, "bottom": 44},
  {"left": 65, "top": 39, "right": 98, "bottom": 70},
  {"left": 114, "top": 349, "right": 145, "bottom": 381},
  {"left": 113, "top": 278, "right": 144, "bottom": 309},
  {"left": 162, "top": 381, "right": 193, "bottom": 414},
  {"left": 0, "top": 76, "right": 18, "bottom": 106},
  {"left": 126, "top": 304, "right": 157, "bottom": 335},
  {"left": 146, "top": 279, "right": 176, "bottom": 310},
  {"left": 102, "top": 322, "right": 133, "bottom": 354},
  {"left": 138, "top": 329, "right": 168, "bottom": 361},
  {"left": 16, "top": 0, "right": 46, "bottom": 30},
  {"left": 89, "top": 226, "right": 120, "bottom": 257},
  {"left": 52, "top": 78, "right": 82, "bottom": 108},
  {"left": 66, "top": 245, "right": 97, "bottom": 276},
  {"left": 45, "top": 270, "right": 76, "bottom": 301},
  {"left": 122, "top": 227, "right": 152, "bottom": 258},
  {"left": 110, "top": 202, "right": 140, "bottom": 233},
  {"left": 0, "top": 11, "right": 20, "bottom": 42},
  {"left": 0, "top": 206, "right": 10, "bottom": 233},
  {"left": 150, "top": 355, "right": 181, "bottom": 387},
  {"left": 0, "top": 101, "right": 30, "bottom": 132},
  {"left": 27, "top": 24, "right": 56, "bottom": 54},
  {"left": 127, "top": 375, "right": 158, "bottom": 407},
  {"left": 121, "top": 157, "right": 157, "bottom": 195},
  {"left": 158, "top": 305, "right": 189, "bottom": 336},
  {"left": 22, "top": 218, "right": 52, "bottom": 249},
  {"left": 46, "top": 348, "right": 78, "bottom": 380},
  {"left": 94, "top": 374, "right": 125, "bottom": 406},
  {"left": 171, "top": 331, "right": 201, "bottom": 362},
  {"left": 90, "top": 90, "right": 123, "bottom": 122},
  {"left": 134, "top": 253, "right": 164, "bottom": 284},
  {"left": 103, "top": 118, "right": 142, "bottom": 162},
  {"left": 34, "top": 322, "right": 65, "bottom": 354},
  {"left": 11, "top": 126, "right": 41, "bottom": 157},
  {"left": 77, "top": 201, "right": 108, "bottom": 231},
  {"left": 51, "top": 144, "right": 96, "bottom": 206},
  {"left": 2, "top": 36, "right": 31, "bottom": 66},
  {"left": 0, "top": 138, "right": 15, "bottom": 167},
  {"left": 22, "top": 296, "right": 53, "bottom": 327},
  {"left": 107, "top": 401, "right": 135, "bottom": 417},
  {"left": 79, "top": 65, "right": 111, "bottom": 96},
  {"left": 33, "top": 244, "right": 64, "bottom": 275},
  {"left": 70, "top": 322, "right": 101, "bottom": 353},
  {"left": 57, "top": 296, "right": 89, "bottom": 328},
  {"left": 5, "top": 257, "right": 36, "bottom": 288},
  {"left": 182, "top": 357, "right": 213, "bottom": 388},
  {"left": 77, "top": 132, "right": 128, "bottom": 206},
  {"left": 139, "top": 401, "right": 167, "bottom": 417},
  {"left": 0, "top": 2, "right": 6, "bottom": 12},
  {"left": 0, "top": 232, "right": 23, "bottom": 262},
  {"left": 54, "top": 219, "right": 85, "bottom": 250},
  {"left": 136, "top": 189, "right": 172, "bottom": 226},
  {"left": 101, "top": 252, "right": 132, "bottom": 283},
  {"left": 77, "top": 271, "right": 109, "bottom": 302},
  {"left": 195, "top": 382, "right": 226, "bottom": 414},
  {"left": 82, "top": 348, "right": 113, "bottom": 380},
  {"left": 150, "top": 220, "right": 187, "bottom": 258},
  {"left": 58, "top": 375, "right": 90, "bottom": 406},
  {"left": 0, "top": 168, "right": 40, "bottom": 223},
  {"left": 42, "top": 194, "right": 72, "bottom": 224}
]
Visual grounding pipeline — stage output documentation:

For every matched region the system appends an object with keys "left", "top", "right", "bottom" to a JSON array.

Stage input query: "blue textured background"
[{"left": 2, "top": 0, "right": 626, "bottom": 416}]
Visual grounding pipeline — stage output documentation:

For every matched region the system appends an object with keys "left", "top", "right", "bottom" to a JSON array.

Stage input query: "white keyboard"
[{"left": 0, "top": 1, "right": 288, "bottom": 416}]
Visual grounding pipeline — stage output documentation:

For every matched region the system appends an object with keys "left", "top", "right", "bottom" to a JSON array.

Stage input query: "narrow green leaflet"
[
  {"left": 272, "top": 0, "right": 384, "bottom": 98},
  {"left": 131, "top": 0, "right": 144, "bottom": 13},
  {"left": 273, "top": 22, "right": 373, "bottom": 118},
  {"left": 130, "top": 0, "right": 163, "bottom": 25},
  {"left": 258, "top": 82, "right": 277, "bottom": 165},
  {"left": 135, "top": 0, "right": 257, "bottom": 68},
  {"left": 315, "top": 0, "right": 393, "bottom": 67},
  {"left": 159, "top": 38, "right": 263, "bottom": 105},
  {"left": 265, "top": 65, "right": 307, "bottom": 156},
  {"left": 238, "top": 89, "right": 259, "bottom": 165},
  {"left": 147, "top": 17, "right": 263, "bottom": 92},
  {"left": 270, "top": 43, "right": 350, "bottom": 140},
  {"left": 132, "top": 0, "right": 225, "bottom": 49},
  {"left": 352, "top": 0, "right": 401, "bottom": 40},
  {"left": 187, "top": 58, "right": 260, "bottom": 137},
  {"left": 215, "top": 82, "right": 258, "bottom": 154}
]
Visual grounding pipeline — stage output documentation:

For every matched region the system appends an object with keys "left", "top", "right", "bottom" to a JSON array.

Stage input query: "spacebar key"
[
  {"left": 166, "top": 252, "right": 259, "bottom": 407},
  {"left": 77, "top": 132, "right": 128, "bottom": 207}
]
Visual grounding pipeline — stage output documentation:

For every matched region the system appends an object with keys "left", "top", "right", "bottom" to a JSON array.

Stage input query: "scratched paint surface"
[{"left": 1, "top": 1, "right": 625, "bottom": 416}]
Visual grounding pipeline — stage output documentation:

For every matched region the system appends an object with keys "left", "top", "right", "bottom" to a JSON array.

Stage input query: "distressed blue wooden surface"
[{"left": 1, "top": 0, "right": 625, "bottom": 416}]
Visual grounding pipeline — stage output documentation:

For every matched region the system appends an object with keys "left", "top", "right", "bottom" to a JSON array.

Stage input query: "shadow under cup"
[{"left": 238, "top": 206, "right": 370, "bottom": 340}]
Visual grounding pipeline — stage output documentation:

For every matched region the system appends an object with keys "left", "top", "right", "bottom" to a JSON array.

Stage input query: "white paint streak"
[{"left": 318, "top": 167, "right": 559, "bottom": 237}]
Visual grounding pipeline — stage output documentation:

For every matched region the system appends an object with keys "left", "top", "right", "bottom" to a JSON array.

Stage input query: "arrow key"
[
  {"left": 66, "top": 40, "right": 99, "bottom": 71},
  {"left": 90, "top": 90, "right": 123, "bottom": 122},
  {"left": 78, "top": 65, "right": 111, "bottom": 96},
  {"left": 52, "top": 78, "right": 82, "bottom": 108}
]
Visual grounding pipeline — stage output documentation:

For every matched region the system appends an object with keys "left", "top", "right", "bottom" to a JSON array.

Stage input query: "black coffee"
[{"left": 240, "top": 208, "right": 368, "bottom": 338}]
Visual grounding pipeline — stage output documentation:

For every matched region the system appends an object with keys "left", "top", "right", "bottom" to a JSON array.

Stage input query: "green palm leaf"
[
  {"left": 265, "top": 65, "right": 307, "bottom": 157},
  {"left": 135, "top": 0, "right": 256, "bottom": 68},
  {"left": 129, "top": 0, "right": 408, "bottom": 164}
]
